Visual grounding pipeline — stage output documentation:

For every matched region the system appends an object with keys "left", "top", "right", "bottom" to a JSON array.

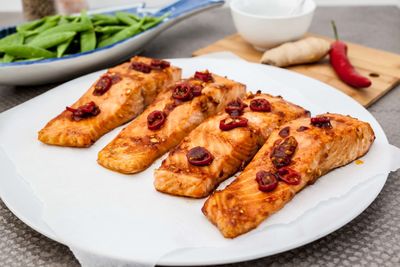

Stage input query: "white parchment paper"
[{"left": 1, "top": 55, "right": 399, "bottom": 267}]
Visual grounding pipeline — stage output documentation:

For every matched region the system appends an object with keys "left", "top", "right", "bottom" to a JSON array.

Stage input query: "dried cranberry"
[
  {"left": 187, "top": 146, "right": 214, "bottom": 166},
  {"left": 277, "top": 167, "right": 301, "bottom": 185},
  {"left": 279, "top": 126, "right": 290, "bottom": 138},
  {"left": 93, "top": 75, "right": 112, "bottom": 96},
  {"left": 310, "top": 116, "right": 332, "bottom": 128},
  {"left": 219, "top": 117, "right": 248, "bottom": 131},
  {"left": 250, "top": 98, "right": 271, "bottom": 112},
  {"left": 225, "top": 98, "right": 248, "bottom": 116},
  {"left": 147, "top": 110, "right": 166, "bottom": 130},
  {"left": 172, "top": 83, "right": 194, "bottom": 101},
  {"left": 194, "top": 71, "right": 213, "bottom": 82},
  {"left": 66, "top": 101, "right": 100, "bottom": 121},
  {"left": 255, "top": 171, "right": 278, "bottom": 192},
  {"left": 131, "top": 61, "right": 151, "bottom": 73},
  {"left": 297, "top": 126, "right": 309, "bottom": 132},
  {"left": 270, "top": 136, "right": 298, "bottom": 168},
  {"left": 150, "top": 59, "right": 170, "bottom": 70}
]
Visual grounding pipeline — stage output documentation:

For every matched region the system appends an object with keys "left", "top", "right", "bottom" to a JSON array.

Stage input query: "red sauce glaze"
[
  {"left": 256, "top": 171, "right": 279, "bottom": 192},
  {"left": 186, "top": 146, "right": 214, "bottom": 166},
  {"left": 147, "top": 110, "right": 166, "bottom": 130},
  {"left": 194, "top": 71, "right": 213, "bottom": 83},
  {"left": 219, "top": 117, "right": 248, "bottom": 131},
  {"left": 66, "top": 101, "right": 100, "bottom": 121},
  {"left": 311, "top": 116, "right": 332, "bottom": 128},
  {"left": 225, "top": 98, "right": 248, "bottom": 117},
  {"left": 277, "top": 167, "right": 301, "bottom": 185},
  {"left": 250, "top": 98, "right": 271, "bottom": 112}
]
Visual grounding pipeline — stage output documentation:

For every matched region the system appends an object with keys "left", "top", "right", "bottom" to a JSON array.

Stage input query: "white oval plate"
[{"left": 0, "top": 57, "right": 388, "bottom": 266}]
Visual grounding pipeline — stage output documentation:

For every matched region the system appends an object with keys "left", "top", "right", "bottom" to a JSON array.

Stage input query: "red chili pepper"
[
  {"left": 329, "top": 21, "right": 371, "bottom": 88},
  {"left": 66, "top": 101, "right": 100, "bottom": 121},
  {"left": 219, "top": 116, "right": 248, "bottom": 131},
  {"left": 186, "top": 146, "right": 214, "bottom": 166},
  {"left": 255, "top": 171, "right": 278, "bottom": 192},
  {"left": 277, "top": 167, "right": 301, "bottom": 185},
  {"left": 147, "top": 110, "right": 166, "bottom": 130}
]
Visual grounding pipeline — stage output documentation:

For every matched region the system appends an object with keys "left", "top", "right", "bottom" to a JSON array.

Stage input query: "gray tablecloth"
[{"left": 1, "top": 6, "right": 400, "bottom": 267}]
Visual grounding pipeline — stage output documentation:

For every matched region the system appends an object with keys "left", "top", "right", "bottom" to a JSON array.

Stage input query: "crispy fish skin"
[
  {"left": 154, "top": 93, "right": 309, "bottom": 198},
  {"left": 98, "top": 74, "right": 246, "bottom": 174},
  {"left": 202, "top": 114, "right": 375, "bottom": 238},
  {"left": 38, "top": 57, "right": 181, "bottom": 147}
]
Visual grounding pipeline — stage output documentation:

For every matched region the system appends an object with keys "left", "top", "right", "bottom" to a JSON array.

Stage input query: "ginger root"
[{"left": 260, "top": 37, "right": 331, "bottom": 67}]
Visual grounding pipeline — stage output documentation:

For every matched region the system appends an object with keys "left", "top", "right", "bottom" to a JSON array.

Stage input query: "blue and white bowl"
[{"left": 0, "top": 0, "right": 224, "bottom": 85}]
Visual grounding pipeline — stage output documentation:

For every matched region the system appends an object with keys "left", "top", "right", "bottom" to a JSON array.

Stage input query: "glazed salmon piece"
[
  {"left": 154, "top": 93, "right": 309, "bottom": 198},
  {"left": 38, "top": 57, "right": 181, "bottom": 147},
  {"left": 98, "top": 72, "right": 246, "bottom": 174},
  {"left": 202, "top": 114, "right": 375, "bottom": 238}
]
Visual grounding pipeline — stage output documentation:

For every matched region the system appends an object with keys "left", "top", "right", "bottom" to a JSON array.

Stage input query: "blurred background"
[
  {"left": 0, "top": 0, "right": 399, "bottom": 25},
  {"left": 1, "top": 0, "right": 400, "bottom": 13}
]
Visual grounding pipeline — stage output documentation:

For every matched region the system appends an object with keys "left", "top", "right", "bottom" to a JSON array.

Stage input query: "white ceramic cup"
[{"left": 230, "top": 0, "right": 316, "bottom": 51}]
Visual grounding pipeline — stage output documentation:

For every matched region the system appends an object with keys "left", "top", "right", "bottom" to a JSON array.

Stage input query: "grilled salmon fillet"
[
  {"left": 38, "top": 56, "right": 181, "bottom": 147},
  {"left": 203, "top": 113, "right": 375, "bottom": 238},
  {"left": 98, "top": 72, "right": 246, "bottom": 174},
  {"left": 154, "top": 93, "right": 309, "bottom": 198}
]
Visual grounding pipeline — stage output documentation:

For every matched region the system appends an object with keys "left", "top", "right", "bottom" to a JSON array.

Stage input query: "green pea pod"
[
  {"left": 24, "top": 15, "right": 61, "bottom": 36},
  {"left": 29, "top": 32, "right": 76, "bottom": 49},
  {"left": 58, "top": 16, "right": 68, "bottom": 25},
  {"left": 94, "top": 26, "right": 126, "bottom": 34},
  {"left": 37, "top": 22, "right": 91, "bottom": 38},
  {"left": 80, "top": 11, "right": 96, "bottom": 52},
  {"left": 1, "top": 54, "right": 14, "bottom": 63},
  {"left": 92, "top": 14, "right": 120, "bottom": 25},
  {"left": 98, "top": 18, "right": 144, "bottom": 48},
  {"left": 127, "top": 13, "right": 140, "bottom": 21},
  {"left": 57, "top": 36, "right": 74, "bottom": 58},
  {"left": 141, "top": 13, "right": 169, "bottom": 31},
  {"left": 16, "top": 18, "right": 45, "bottom": 33},
  {"left": 0, "top": 33, "right": 24, "bottom": 50},
  {"left": 72, "top": 16, "right": 81, "bottom": 23},
  {"left": 2, "top": 45, "right": 55, "bottom": 59},
  {"left": 116, "top": 12, "right": 137, "bottom": 25}
]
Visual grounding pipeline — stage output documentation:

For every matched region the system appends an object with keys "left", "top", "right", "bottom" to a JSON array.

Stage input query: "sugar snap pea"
[
  {"left": 16, "top": 18, "right": 45, "bottom": 33},
  {"left": 2, "top": 45, "right": 55, "bottom": 59},
  {"left": 116, "top": 12, "right": 137, "bottom": 25},
  {"left": 1, "top": 54, "right": 14, "bottom": 63},
  {"left": 98, "top": 18, "right": 144, "bottom": 48},
  {"left": 94, "top": 26, "right": 126, "bottom": 34},
  {"left": 92, "top": 14, "right": 120, "bottom": 25},
  {"left": 141, "top": 13, "right": 169, "bottom": 31},
  {"left": 80, "top": 11, "right": 96, "bottom": 52},
  {"left": 57, "top": 36, "right": 74, "bottom": 58},
  {"left": 0, "top": 33, "right": 24, "bottom": 51},
  {"left": 29, "top": 32, "right": 76, "bottom": 49},
  {"left": 0, "top": 11, "right": 168, "bottom": 63},
  {"left": 38, "top": 22, "right": 91, "bottom": 38},
  {"left": 24, "top": 15, "right": 61, "bottom": 36}
]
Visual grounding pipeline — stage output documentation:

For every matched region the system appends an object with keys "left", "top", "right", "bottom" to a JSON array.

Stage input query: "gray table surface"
[{"left": 1, "top": 6, "right": 400, "bottom": 267}]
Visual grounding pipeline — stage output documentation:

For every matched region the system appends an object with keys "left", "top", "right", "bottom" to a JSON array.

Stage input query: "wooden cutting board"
[{"left": 193, "top": 33, "right": 400, "bottom": 107}]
